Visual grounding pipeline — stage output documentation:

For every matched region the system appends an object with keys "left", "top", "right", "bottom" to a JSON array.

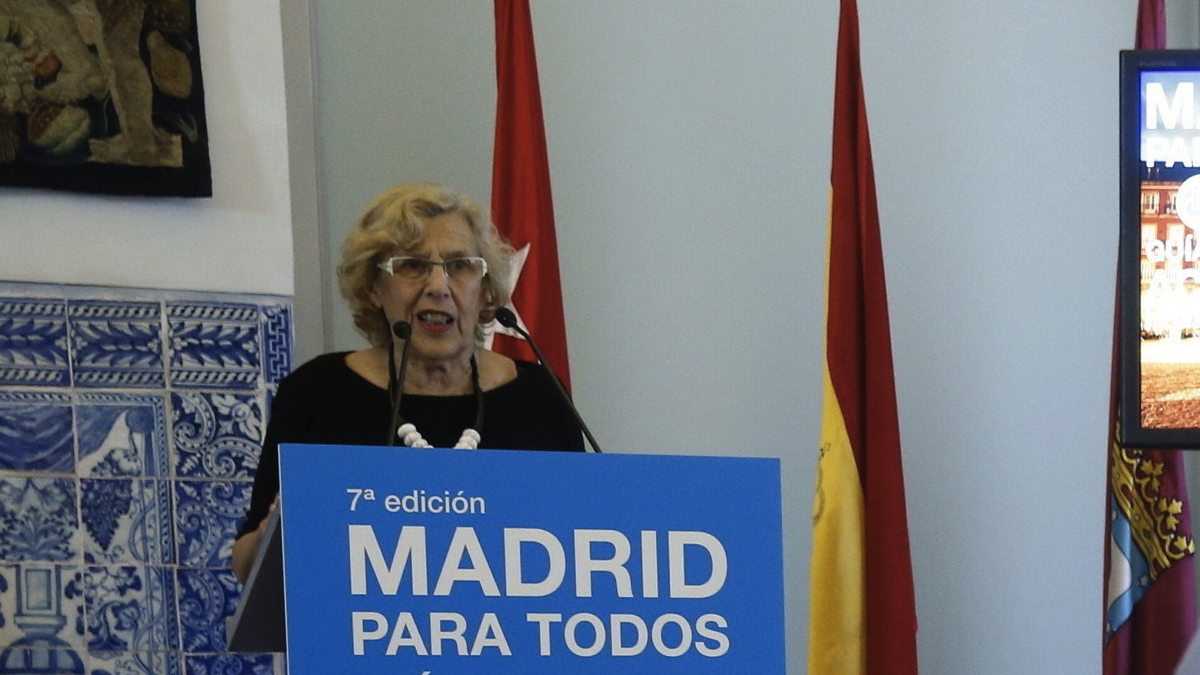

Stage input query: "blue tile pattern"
[
  {"left": 0, "top": 298, "right": 69, "bottom": 387},
  {"left": 261, "top": 306, "right": 292, "bottom": 387},
  {"left": 177, "top": 569, "right": 240, "bottom": 654},
  {"left": 81, "top": 479, "right": 174, "bottom": 566},
  {"left": 185, "top": 652, "right": 274, "bottom": 675},
  {"left": 0, "top": 565, "right": 86, "bottom": 652},
  {"left": 167, "top": 302, "right": 262, "bottom": 390},
  {"left": 0, "top": 392, "right": 75, "bottom": 473},
  {"left": 174, "top": 482, "right": 249, "bottom": 569},
  {"left": 77, "top": 565, "right": 179, "bottom": 653},
  {"left": 0, "top": 282, "right": 290, "bottom": 675},
  {"left": 69, "top": 300, "right": 165, "bottom": 389},
  {"left": 0, "top": 478, "right": 79, "bottom": 563},
  {"left": 171, "top": 392, "right": 263, "bottom": 480},
  {"left": 77, "top": 392, "right": 170, "bottom": 478}
]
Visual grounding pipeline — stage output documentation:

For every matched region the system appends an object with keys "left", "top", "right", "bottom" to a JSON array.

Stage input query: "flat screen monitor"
[{"left": 1120, "top": 49, "right": 1200, "bottom": 449}]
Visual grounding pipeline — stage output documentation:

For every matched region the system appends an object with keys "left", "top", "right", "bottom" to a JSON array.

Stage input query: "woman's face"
[{"left": 370, "top": 213, "right": 486, "bottom": 366}]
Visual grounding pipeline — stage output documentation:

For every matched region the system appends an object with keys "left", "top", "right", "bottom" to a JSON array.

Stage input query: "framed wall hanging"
[
  {"left": 0, "top": 0, "right": 211, "bottom": 197},
  {"left": 1119, "top": 49, "right": 1200, "bottom": 448}
]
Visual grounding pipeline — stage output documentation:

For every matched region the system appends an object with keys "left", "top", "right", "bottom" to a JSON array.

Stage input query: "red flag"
[
  {"left": 1103, "top": 4, "right": 1197, "bottom": 674},
  {"left": 807, "top": 0, "right": 919, "bottom": 672},
  {"left": 490, "top": 0, "right": 571, "bottom": 389},
  {"left": 1135, "top": 0, "right": 1166, "bottom": 53}
]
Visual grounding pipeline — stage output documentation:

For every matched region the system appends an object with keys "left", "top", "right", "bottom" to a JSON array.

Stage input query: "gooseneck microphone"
[
  {"left": 494, "top": 307, "right": 602, "bottom": 453},
  {"left": 386, "top": 321, "right": 413, "bottom": 446}
]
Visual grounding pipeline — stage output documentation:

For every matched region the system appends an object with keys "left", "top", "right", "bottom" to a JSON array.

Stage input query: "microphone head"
[
  {"left": 494, "top": 307, "right": 518, "bottom": 329},
  {"left": 391, "top": 321, "right": 412, "bottom": 340}
]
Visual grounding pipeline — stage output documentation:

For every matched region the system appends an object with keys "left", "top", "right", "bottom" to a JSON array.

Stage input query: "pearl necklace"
[
  {"left": 387, "top": 349, "right": 484, "bottom": 450},
  {"left": 396, "top": 423, "right": 480, "bottom": 450}
]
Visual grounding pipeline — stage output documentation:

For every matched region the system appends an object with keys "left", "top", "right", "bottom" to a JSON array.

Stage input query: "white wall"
[
  {"left": 0, "top": 2, "right": 294, "bottom": 298},
  {"left": 866, "top": 0, "right": 1130, "bottom": 669},
  {"left": 310, "top": 1, "right": 1141, "bottom": 672},
  {"left": 1169, "top": 0, "right": 1200, "bottom": 44}
]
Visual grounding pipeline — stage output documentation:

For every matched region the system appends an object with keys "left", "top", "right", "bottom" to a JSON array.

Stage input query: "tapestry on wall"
[{"left": 0, "top": 0, "right": 212, "bottom": 197}]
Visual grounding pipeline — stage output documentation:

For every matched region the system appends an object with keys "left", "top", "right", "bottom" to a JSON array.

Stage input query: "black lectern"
[{"left": 226, "top": 508, "right": 285, "bottom": 652}]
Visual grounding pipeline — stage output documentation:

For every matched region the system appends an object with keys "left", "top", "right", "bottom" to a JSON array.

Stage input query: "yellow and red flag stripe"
[{"left": 808, "top": 0, "right": 918, "bottom": 672}]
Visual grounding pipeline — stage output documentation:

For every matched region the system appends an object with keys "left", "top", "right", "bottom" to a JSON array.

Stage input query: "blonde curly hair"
[{"left": 337, "top": 182, "right": 514, "bottom": 346}]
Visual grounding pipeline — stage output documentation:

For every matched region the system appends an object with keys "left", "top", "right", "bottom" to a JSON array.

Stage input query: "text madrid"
[
  {"left": 1143, "top": 81, "right": 1200, "bottom": 167},
  {"left": 346, "top": 524, "right": 732, "bottom": 658}
]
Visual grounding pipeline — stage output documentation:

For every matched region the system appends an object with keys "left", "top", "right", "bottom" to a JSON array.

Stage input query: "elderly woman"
[{"left": 232, "top": 181, "right": 584, "bottom": 582}]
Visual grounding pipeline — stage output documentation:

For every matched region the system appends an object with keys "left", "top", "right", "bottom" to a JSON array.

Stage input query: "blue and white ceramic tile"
[
  {"left": 261, "top": 305, "right": 292, "bottom": 386},
  {"left": 174, "top": 482, "right": 249, "bottom": 569},
  {"left": 167, "top": 302, "right": 262, "bottom": 390},
  {"left": 142, "top": 564, "right": 182, "bottom": 653},
  {"left": 0, "top": 478, "right": 79, "bottom": 563},
  {"left": 171, "top": 391, "right": 263, "bottom": 480},
  {"left": 87, "top": 649, "right": 181, "bottom": 675},
  {"left": 0, "top": 564, "right": 86, "bottom": 653},
  {"left": 0, "top": 296, "right": 70, "bottom": 388},
  {"left": 0, "top": 391, "right": 74, "bottom": 473},
  {"left": 81, "top": 480, "right": 174, "bottom": 567},
  {"left": 176, "top": 568, "right": 240, "bottom": 654},
  {"left": 185, "top": 652, "right": 276, "bottom": 675},
  {"left": 77, "top": 566, "right": 176, "bottom": 653},
  {"left": 77, "top": 392, "right": 169, "bottom": 478},
  {"left": 0, "top": 281, "right": 291, "bottom": 675},
  {"left": 0, "top": 647, "right": 86, "bottom": 674},
  {"left": 68, "top": 300, "right": 165, "bottom": 389}
]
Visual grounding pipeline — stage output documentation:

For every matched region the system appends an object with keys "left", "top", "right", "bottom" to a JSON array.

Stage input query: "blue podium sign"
[{"left": 277, "top": 444, "right": 784, "bottom": 674}]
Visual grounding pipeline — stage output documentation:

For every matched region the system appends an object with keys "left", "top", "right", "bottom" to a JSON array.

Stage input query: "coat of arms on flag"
[{"left": 1105, "top": 444, "right": 1195, "bottom": 653}]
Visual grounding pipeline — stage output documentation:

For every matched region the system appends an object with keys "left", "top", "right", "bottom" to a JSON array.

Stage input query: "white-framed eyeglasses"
[{"left": 377, "top": 256, "right": 489, "bottom": 283}]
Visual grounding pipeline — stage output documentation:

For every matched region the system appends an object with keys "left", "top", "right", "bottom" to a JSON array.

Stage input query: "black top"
[{"left": 236, "top": 351, "right": 584, "bottom": 537}]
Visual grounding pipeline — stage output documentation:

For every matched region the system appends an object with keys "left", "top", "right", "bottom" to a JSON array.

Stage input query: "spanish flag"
[{"left": 808, "top": 0, "right": 919, "bottom": 672}]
